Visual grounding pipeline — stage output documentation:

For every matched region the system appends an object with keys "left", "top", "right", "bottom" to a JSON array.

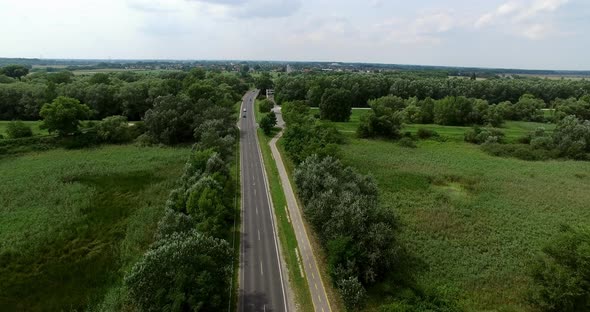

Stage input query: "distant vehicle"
[
  {"left": 243, "top": 108, "right": 247, "bottom": 112},
  {"left": 243, "top": 114, "right": 246, "bottom": 118}
]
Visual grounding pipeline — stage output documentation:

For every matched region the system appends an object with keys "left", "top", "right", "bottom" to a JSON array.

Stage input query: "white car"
[{"left": 243, "top": 108, "right": 247, "bottom": 112}]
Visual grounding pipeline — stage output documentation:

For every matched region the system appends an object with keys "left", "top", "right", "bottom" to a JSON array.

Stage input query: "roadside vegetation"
[
  {"left": 0, "top": 65, "right": 248, "bottom": 311},
  {"left": 275, "top": 72, "right": 590, "bottom": 311}
]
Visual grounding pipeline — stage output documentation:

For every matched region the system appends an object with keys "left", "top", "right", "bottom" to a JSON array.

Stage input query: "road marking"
[
  {"left": 315, "top": 283, "right": 318, "bottom": 290},
  {"left": 254, "top": 189, "right": 256, "bottom": 196},
  {"left": 312, "top": 272, "right": 315, "bottom": 279},
  {"left": 256, "top": 206, "right": 258, "bottom": 215},
  {"left": 258, "top": 229, "right": 260, "bottom": 241},
  {"left": 318, "top": 294, "right": 322, "bottom": 302},
  {"left": 260, "top": 261, "right": 263, "bottom": 276}
]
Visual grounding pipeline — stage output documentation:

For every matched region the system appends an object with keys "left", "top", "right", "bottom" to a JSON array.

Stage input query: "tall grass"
[
  {"left": 340, "top": 138, "right": 590, "bottom": 311},
  {"left": 0, "top": 145, "right": 189, "bottom": 311}
]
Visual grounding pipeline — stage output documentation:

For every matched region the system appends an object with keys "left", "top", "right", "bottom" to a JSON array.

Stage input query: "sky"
[{"left": 0, "top": 0, "right": 588, "bottom": 70}]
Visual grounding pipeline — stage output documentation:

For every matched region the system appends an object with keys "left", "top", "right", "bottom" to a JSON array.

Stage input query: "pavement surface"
[
  {"left": 239, "top": 90, "right": 290, "bottom": 312},
  {"left": 270, "top": 105, "right": 333, "bottom": 312}
]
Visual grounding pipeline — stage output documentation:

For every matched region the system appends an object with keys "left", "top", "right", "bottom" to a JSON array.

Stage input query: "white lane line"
[
  {"left": 317, "top": 294, "right": 322, "bottom": 302},
  {"left": 254, "top": 189, "right": 256, "bottom": 196},
  {"left": 315, "top": 283, "right": 318, "bottom": 290},
  {"left": 260, "top": 261, "right": 264, "bottom": 276},
  {"left": 258, "top": 229, "right": 261, "bottom": 241},
  {"left": 312, "top": 272, "right": 315, "bottom": 279},
  {"left": 256, "top": 206, "right": 258, "bottom": 215}
]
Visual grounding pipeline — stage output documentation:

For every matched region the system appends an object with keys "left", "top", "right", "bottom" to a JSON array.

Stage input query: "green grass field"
[
  {"left": 0, "top": 145, "right": 189, "bottom": 311},
  {"left": 0, "top": 120, "right": 47, "bottom": 137},
  {"left": 339, "top": 137, "right": 590, "bottom": 311}
]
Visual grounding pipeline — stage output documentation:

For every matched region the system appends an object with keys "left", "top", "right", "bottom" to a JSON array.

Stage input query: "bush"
[
  {"left": 398, "top": 137, "right": 417, "bottom": 148},
  {"left": 39, "top": 96, "right": 92, "bottom": 136},
  {"left": 125, "top": 230, "right": 232, "bottom": 312},
  {"left": 464, "top": 127, "right": 505, "bottom": 144},
  {"left": 258, "top": 99, "right": 273, "bottom": 113},
  {"left": 416, "top": 128, "right": 439, "bottom": 139},
  {"left": 96, "top": 115, "right": 131, "bottom": 143},
  {"left": 528, "top": 225, "right": 590, "bottom": 311},
  {"left": 260, "top": 112, "right": 277, "bottom": 135},
  {"left": 551, "top": 115, "right": 590, "bottom": 160},
  {"left": 6, "top": 120, "right": 33, "bottom": 139},
  {"left": 481, "top": 143, "right": 553, "bottom": 161}
]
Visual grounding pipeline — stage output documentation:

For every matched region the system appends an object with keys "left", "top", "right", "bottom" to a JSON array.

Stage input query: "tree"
[
  {"left": 357, "top": 96, "right": 404, "bottom": 139},
  {"left": 39, "top": 96, "right": 91, "bottom": 136},
  {"left": 143, "top": 94, "right": 200, "bottom": 144},
  {"left": 260, "top": 112, "right": 277, "bottom": 135},
  {"left": 125, "top": 230, "right": 232, "bottom": 312},
  {"left": 320, "top": 88, "right": 352, "bottom": 122},
  {"left": 552, "top": 115, "right": 590, "bottom": 159},
  {"left": 528, "top": 225, "right": 590, "bottom": 312},
  {"left": 6, "top": 120, "right": 33, "bottom": 138},
  {"left": 254, "top": 72, "right": 274, "bottom": 93},
  {"left": 259, "top": 99, "right": 273, "bottom": 113},
  {"left": 96, "top": 115, "right": 131, "bottom": 143},
  {"left": 0, "top": 65, "right": 29, "bottom": 80}
]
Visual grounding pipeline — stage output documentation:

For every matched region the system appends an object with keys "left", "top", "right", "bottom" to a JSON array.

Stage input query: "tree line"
[
  {"left": 274, "top": 72, "right": 590, "bottom": 108},
  {"left": 0, "top": 67, "right": 248, "bottom": 121}
]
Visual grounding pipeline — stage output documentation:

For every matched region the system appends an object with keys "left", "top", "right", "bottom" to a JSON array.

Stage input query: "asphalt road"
[
  {"left": 270, "top": 106, "right": 332, "bottom": 312},
  {"left": 239, "top": 90, "right": 289, "bottom": 312}
]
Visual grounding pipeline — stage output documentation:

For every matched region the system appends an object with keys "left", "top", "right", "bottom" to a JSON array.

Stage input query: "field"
[
  {"left": 0, "top": 120, "right": 47, "bottom": 137},
  {"left": 316, "top": 108, "right": 555, "bottom": 142},
  {"left": 321, "top": 111, "right": 590, "bottom": 310},
  {"left": 0, "top": 145, "right": 189, "bottom": 311}
]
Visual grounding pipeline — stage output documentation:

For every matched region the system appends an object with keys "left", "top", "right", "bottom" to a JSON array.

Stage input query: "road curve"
[
  {"left": 239, "top": 90, "right": 290, "bottom": 312},
  {"left": 269, "top": 105, "right": 333, "bottom": 312}
]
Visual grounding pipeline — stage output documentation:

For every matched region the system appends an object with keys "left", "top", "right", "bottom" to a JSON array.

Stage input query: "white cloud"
[
  {"left": 377, "top": 11, "right": 458, "bottom": 45},
  {"left": 474, "top": 0, "right": 569, "bottom": 39}
]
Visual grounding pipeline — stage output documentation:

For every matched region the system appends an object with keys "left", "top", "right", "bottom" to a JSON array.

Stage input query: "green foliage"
[
  {"left": 254, "top": 72, "right": 274, "bottom": 92},
  {"left": 528, "top": 225, "right": 590, "bottom": 312},
  {"left": 96, "top": 115, "right": 132, "bottom": 143},
  {"left": 0, "top": 64, "right": 29, "bottom": 79},
  {"left": 398, "top": 137, "right": 417, "bottom": 148},
  {"left": 39, "top": 96, "right": 91, "bottom": 136},
  {"left": 358, "top": 96, "right": 404, "bottom": 139},
  {"left": 416, "top": 128, "right": 439, "bottom": 139},
  {"left": 125, "top": 230, "right": 232, "bottom": 312},
  {"left": 259, "top": 98, "right": 273, "bottom": 113},
  {"left": 143, "top": 94, "right": 199, "bottom": 144},
  {"left": 512, "top": 94, "right": 545, "bottom": 122},
  {"left": 6, "top": 120, "right": 33, "bottom": 138},
  {"left": 294, "top": 155, "right": 399, "bottom": 309},
  {"left": 320, "top": 88, "right": 353, "bottom": 122},
  {"left": 464, "top": 126, "right": 505, "bottom": 144},
  {"left": 553, "top": 97, "right": 590, "bottom": 121},
  {"left": 551, "top": 115, "right": 590, "bottom": 159},
  {"left": 260, "top": 111, "right": 277, "bottom": 135},
  {"left": 282, "top": 100, "right": 310, "bottom": 124}
]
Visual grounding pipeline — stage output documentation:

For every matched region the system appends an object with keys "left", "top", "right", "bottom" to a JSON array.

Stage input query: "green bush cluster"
[
  {"left": 294, "top": 155, "right": 399, "bottom": 310},
  {"left": 258, "top": 98, "right": 273, "bottom": 113},
  {"left": 6, "top": 120, "right": 33, "bottom": 138},
  {"left": 528, "top": 225, "right": 590, "bottom": 312},
  {"left": 464, "top": 126, "right": 505, "bottom": 144},
  {"left": 282, "top": 100, "right": 344, "bottom": 164},
  {"left": 260, "top": 111, "right": 277, "bottom": 135}
]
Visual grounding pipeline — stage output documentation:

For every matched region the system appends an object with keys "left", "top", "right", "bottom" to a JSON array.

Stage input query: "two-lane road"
[{"left": 239, "top": 90, "right": 289, "bottom": 312}]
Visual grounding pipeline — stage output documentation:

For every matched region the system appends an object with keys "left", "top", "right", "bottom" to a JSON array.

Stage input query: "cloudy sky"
[{"left": 0, "top": 0, "right": 588, "bottom": 70}]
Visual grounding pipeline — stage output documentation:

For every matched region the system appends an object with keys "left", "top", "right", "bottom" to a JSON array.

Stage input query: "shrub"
[
  {"left": 96, "top": 115, "right": 131, "bottom": 143},
  {"left": 464, "top": 127, "right": 505, "bottom": 144},
  {"left": 39, "top": 96, "right": 92, "bottom": 136},
  {"left": 125, "top": 230, "right": 232, "bottom": 312},
  {"left": 6, "top": 120, "right": 33, "bottom": 139},
  {"left": 528, "top": 225, "right": 590, "bottom": 312},
  {"left": 258, "top": 99, "right": 273, "bottom": 113},
  {"left": 416, "top": 128, "right": 439, "bottom": 139},
  {"left": 398, "top": 137, "right": 417, "bottom": 148},
  {"left": 260, "top": 112, "right": 277, "bottom": 135},
  {"left": 551, "top": 115, "right": 590, "bottom": 160},
  {"left": 481, "top": 143, "right": 553, "bottom": 161}
]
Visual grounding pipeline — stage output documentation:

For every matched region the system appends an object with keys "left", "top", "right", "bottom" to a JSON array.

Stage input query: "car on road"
[{"left": 243, "top": 108, "right": 247, "bottom": 112}]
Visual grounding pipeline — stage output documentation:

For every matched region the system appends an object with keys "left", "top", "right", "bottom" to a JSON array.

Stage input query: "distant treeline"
[
  {"left": 275, "top": 72, "right": 590, "bottom": 107},
  {"left": 0, "top": 69, "right": 248, "bottom": 121}
]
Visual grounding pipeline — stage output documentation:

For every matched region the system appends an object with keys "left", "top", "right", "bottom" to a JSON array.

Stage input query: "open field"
[
  {"left": 315, "top": 108, "right": 556, "bottom": 142},
  {"left": 0, "top": 145, "right": 189, "bottom": 311},
  {"left": 338, "top": 137, "right": 590, "bottom": 311},
  {"left": 0, "top": 121, "right": 47, "bottom": 137}
]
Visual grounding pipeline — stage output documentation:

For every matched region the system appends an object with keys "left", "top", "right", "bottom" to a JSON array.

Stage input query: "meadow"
[
  {"left": 321, "top": 111, "right": 590, "bottom": 310},
  {"left": 0, "top": 145, "right": 189, "bottom": 311}
]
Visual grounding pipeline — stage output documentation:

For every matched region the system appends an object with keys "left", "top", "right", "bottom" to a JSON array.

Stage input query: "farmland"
[
  {"left": 0, "top": 145, "right": 189, "bottom": 311},
  {"left": 323, "top": 114, "right": 590, "bottom": 310}
]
